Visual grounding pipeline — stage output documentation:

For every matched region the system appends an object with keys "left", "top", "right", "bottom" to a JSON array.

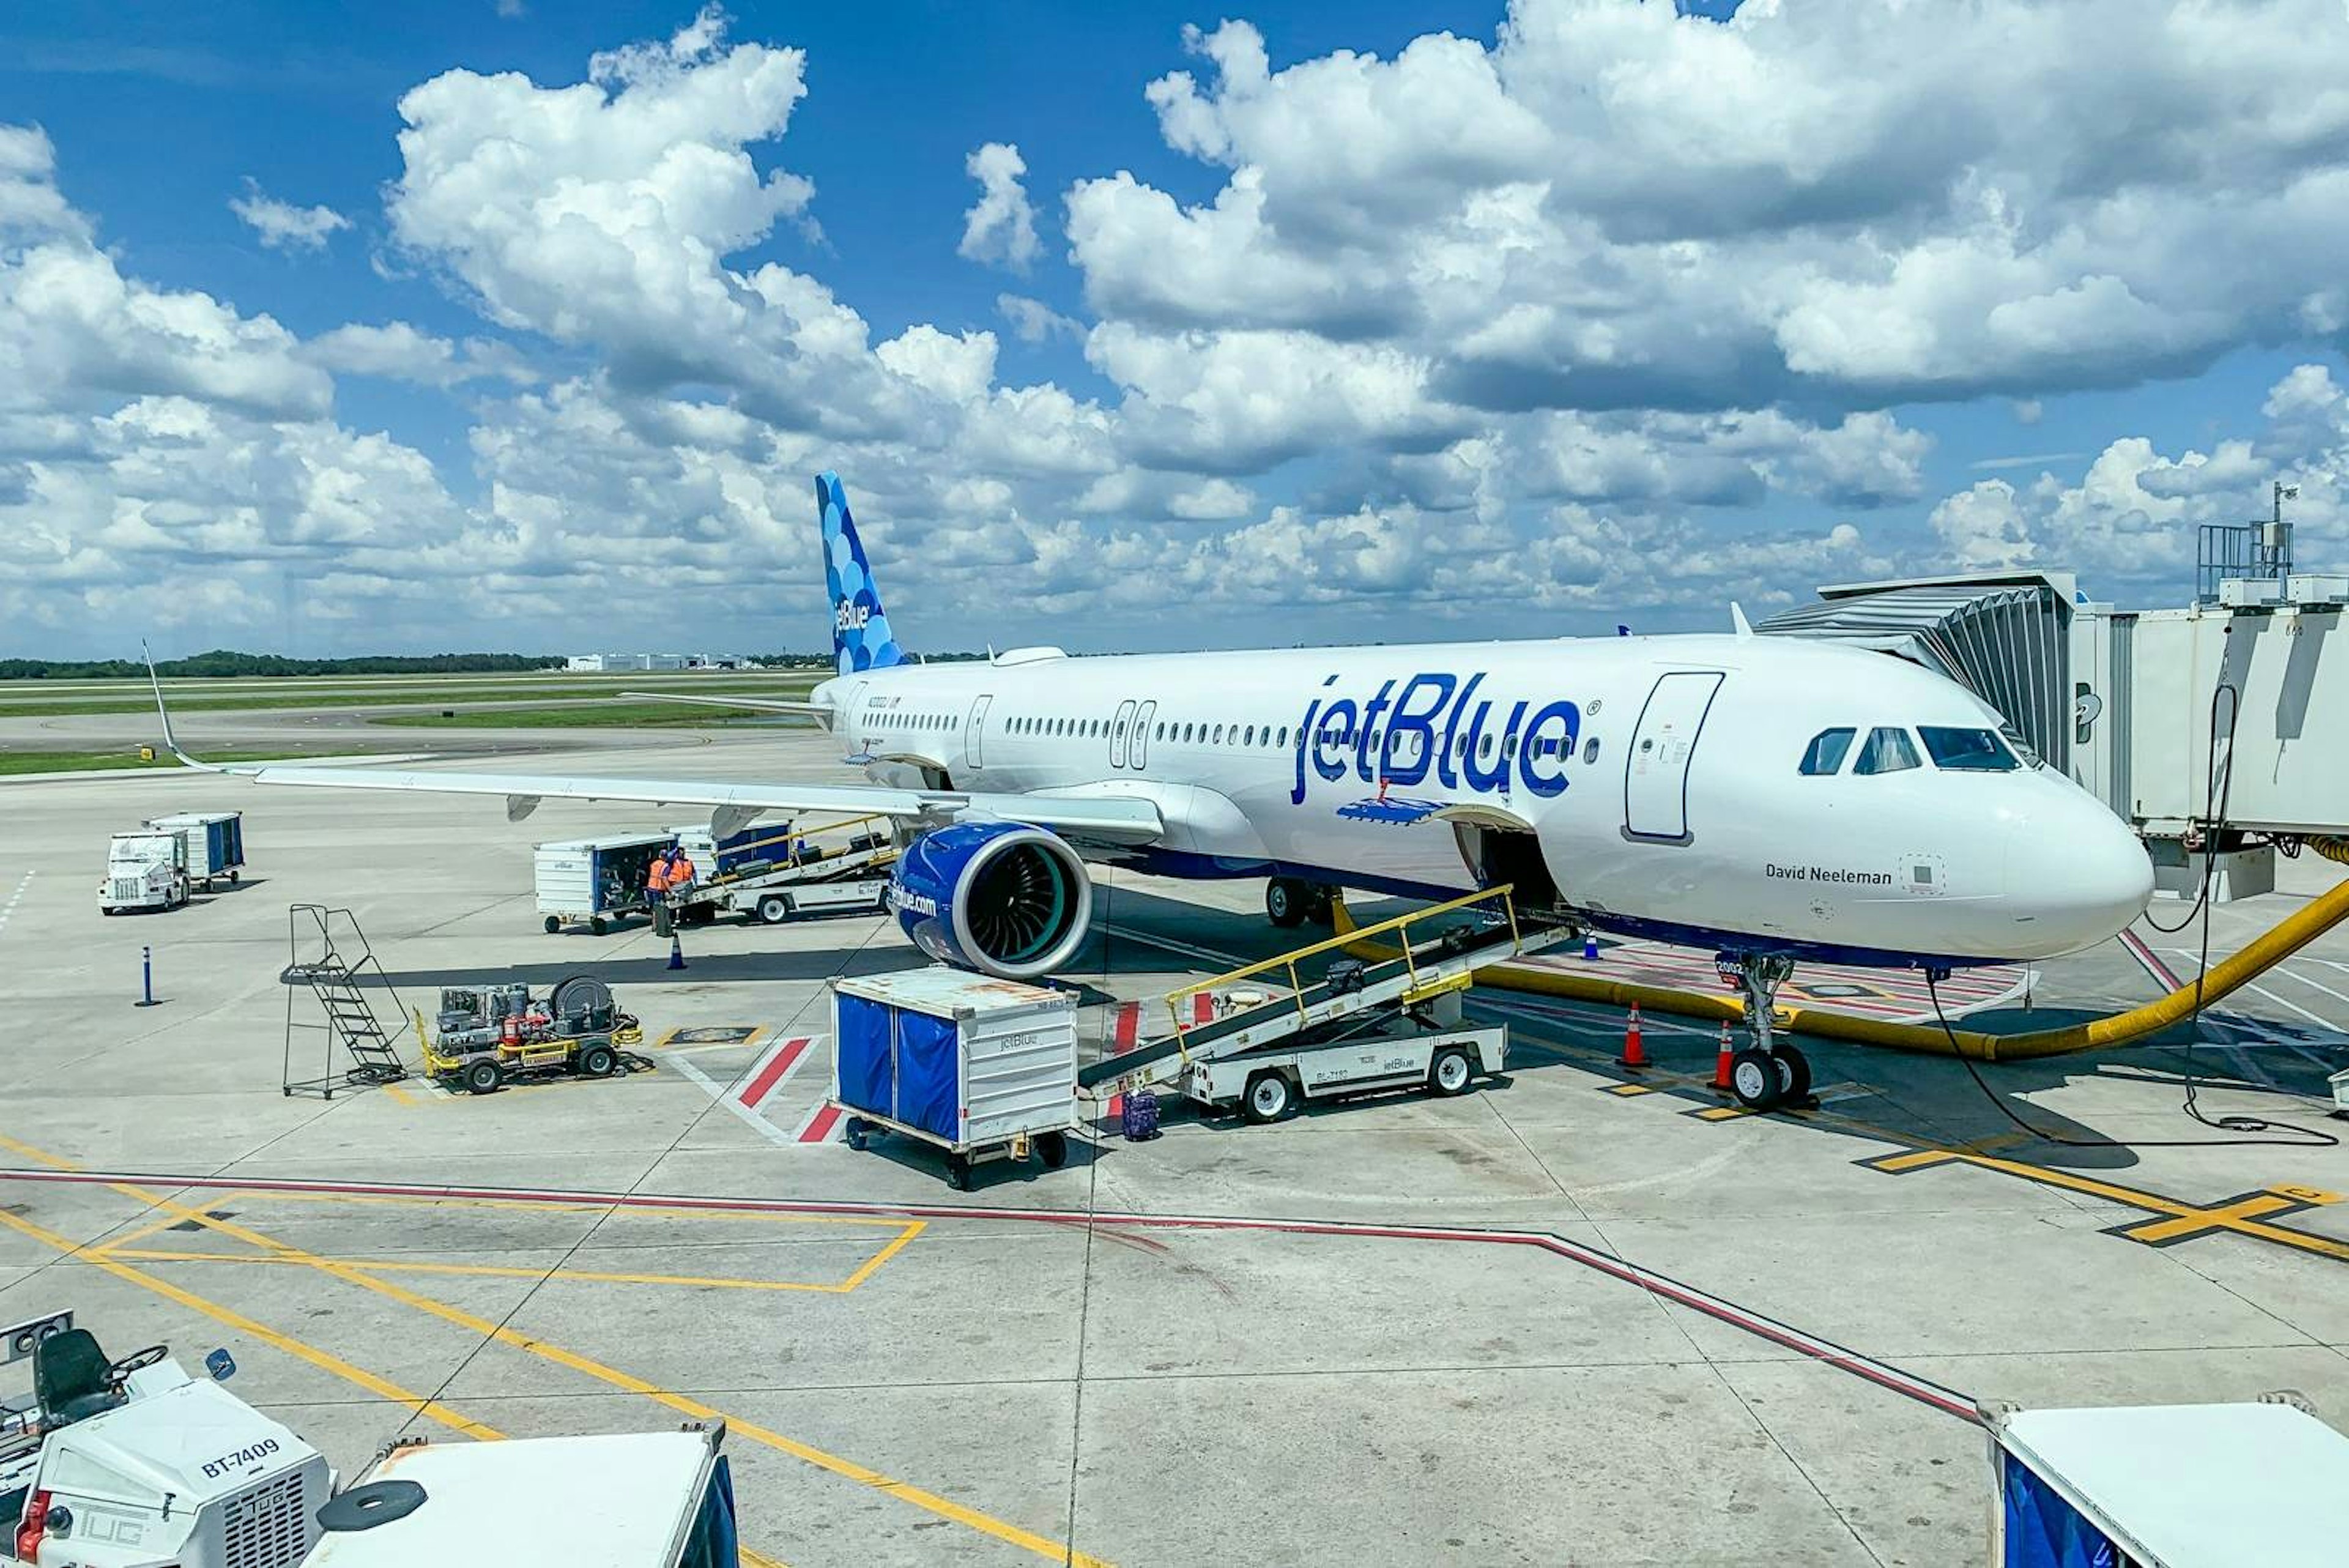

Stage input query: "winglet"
[
  {"left": 143, "top": 641, "right": 220, "bottom": 771},
  {"left": 1730, "top": 602, "right": 1754, "bottom": 639}
]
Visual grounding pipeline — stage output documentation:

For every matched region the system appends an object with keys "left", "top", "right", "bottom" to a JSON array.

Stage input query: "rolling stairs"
[{"left": 282, "top": 903, "right": 412, "bottom": 1098}]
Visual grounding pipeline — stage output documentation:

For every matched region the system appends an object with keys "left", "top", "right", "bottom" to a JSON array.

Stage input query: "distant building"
[{"left": 565, "top": 653, "right": 691, "bottom": 672}]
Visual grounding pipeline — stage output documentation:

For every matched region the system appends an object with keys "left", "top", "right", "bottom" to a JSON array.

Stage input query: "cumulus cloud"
[
  {"left": 959, "top": 142, "right": 1039, "bottom": 272},
  {"left": 20, "top": 4, "right": 2349, "bottom": 658},
  {"left": 229, "top": 179, "right": 350, "bottom": 251}
]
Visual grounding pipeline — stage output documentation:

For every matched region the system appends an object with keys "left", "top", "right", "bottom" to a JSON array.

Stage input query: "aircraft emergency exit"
[{"left": 150, "top": 472, "right": 2154, "bottom": 1109}]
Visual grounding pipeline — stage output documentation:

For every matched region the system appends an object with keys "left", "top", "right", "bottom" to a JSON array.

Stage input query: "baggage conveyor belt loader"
[
  {"left": 661, "top": 816, "right": 897, "bottom": 931},
  {"left": 1080, "top": 886, "right": 1573, "bottom": 1124}
]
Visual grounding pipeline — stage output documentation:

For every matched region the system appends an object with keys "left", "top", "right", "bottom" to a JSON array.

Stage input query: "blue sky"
[{"left": 5, "top": 1, "right": 2347, "bottom": 658}]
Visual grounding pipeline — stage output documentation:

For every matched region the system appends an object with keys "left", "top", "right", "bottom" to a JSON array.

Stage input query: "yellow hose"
[{"left": 1337, "top": 838, "right": 2349, "bottom": 1063}]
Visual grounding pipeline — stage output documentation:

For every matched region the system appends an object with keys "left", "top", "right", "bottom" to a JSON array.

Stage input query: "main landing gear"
[
  {"left": 1721, "top": 953, "right": 1812, "bottom": 1112},
  {"left": 1265, "top": 877, "right": 1335, "bottom": 931}
]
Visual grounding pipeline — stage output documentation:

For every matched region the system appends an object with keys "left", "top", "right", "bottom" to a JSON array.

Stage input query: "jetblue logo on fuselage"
[
  {"left": 1290, "top": 673, "right": 1579, "bottom": 806},
  {"left": 836, "top": 599, "right": 870, "bottom": 633}
]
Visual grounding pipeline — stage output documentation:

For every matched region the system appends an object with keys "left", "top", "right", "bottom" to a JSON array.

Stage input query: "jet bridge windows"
[{"left": 1854, "top": 726, "right": 1922, "bottom": 775}]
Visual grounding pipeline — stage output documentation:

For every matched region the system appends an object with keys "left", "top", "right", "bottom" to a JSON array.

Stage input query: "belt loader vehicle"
[
  {"left": 97, "top": 831, "right": 189, "bottom": 915},
  {"left": 663, "top": 819, "right": 894, "bottom": 929},
  {"left": 1, "top": 1310, "right": 332, "bottom": 1567}
]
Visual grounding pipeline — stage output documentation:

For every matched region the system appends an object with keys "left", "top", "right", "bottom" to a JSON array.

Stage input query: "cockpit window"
[
  {"left": 1798, "top": 728, "right": 1855, "bottom": 776},
  {"left": 1854, "top": 726, "right": 1922, "bottom": 775},
  {"left": 1918, "top": 726, "right": 2019, "bottom": 771}
]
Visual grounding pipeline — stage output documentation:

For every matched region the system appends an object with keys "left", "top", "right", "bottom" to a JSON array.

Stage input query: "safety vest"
[
  {"left": 647, "top": 860, "right": 672, "bottom": 892},
  {"left": 669, "top": 854, "right": 696, "bottom": 883}
]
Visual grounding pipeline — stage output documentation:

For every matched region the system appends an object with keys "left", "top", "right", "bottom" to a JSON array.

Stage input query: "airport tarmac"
[{"left": 4, "top": 727, "right": 2348, "bottom": 1566}]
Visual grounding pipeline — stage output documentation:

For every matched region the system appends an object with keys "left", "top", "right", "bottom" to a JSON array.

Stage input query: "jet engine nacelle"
[{"left": 888, "top": 822, "right": 1091, "bottom": 979}]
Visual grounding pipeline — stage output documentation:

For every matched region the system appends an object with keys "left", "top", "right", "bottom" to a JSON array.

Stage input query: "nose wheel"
[{"left": 1720, "top": 953, "right": 1811, "bottom": 1111}]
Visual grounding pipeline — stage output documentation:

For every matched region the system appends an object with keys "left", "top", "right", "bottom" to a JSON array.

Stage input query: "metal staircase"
[
  {"left": 1077, "top": 885, "right": 1573, "bottom": 1102},
  {"left": 283, "top": 904, "right": 411, "bottom": 1098}
]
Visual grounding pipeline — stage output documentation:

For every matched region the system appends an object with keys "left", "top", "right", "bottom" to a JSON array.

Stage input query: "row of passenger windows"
[
  {"left": 1799, "top": 724, "right": 2020, "bottom": 777},
  {"left": 870, "top": 710, "right": 958, "bottom": 732},
  {"left": 1003, "top": 713, "right": 1598, "bottom": 764}
]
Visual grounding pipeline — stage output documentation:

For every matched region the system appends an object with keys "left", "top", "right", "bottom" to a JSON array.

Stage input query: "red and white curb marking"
[
  {"left": 0, "top": 1165, "right": 1978, "bottom": 1424},
  {"left": 671, "top": 1036, "right": 815, "bottom": 1147}
]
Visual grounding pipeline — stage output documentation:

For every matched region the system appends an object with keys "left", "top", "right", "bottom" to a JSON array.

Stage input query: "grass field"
[
  {"left": 0, "top": 678, "right": 820, "bottom": 719},
  {"left": 0, "top": 748, "right": 327, "bottom": 776},
  {"left": 373, "top": 701, "right": 816, "bottom": 729}
]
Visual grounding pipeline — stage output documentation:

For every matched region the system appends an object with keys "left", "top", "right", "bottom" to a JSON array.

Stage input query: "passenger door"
[
  {"left": 1110, "top": 699, "right": 1138, "bottom": 769},
  {"left": 965, "top": 694, "right": 992, "bottom": 770},
  {"left": 1130, "top": 700, "right": 1156, "bottom": 770},
  {"left": 1624, "top": 671, "right": 1724, "bottom": 842}
]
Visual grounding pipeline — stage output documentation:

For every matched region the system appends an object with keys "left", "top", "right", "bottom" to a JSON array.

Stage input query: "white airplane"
[{"left": 152, "top": 472, "right": 2154, "bottom": 1108}]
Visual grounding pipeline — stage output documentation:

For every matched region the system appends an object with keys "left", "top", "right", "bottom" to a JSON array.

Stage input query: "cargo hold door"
[{"left": 1623, "top": 671, "right": 1723, "bottom": 842}]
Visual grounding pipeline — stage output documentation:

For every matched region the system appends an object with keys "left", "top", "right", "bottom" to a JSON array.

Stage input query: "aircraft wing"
[
  {"left": 617, "top": 690, "right": 834, "bottom": 726},
  {"left": 141, "top": 650, "right": 1159, "bottom": 844},
  {"left": 207, "top": 761, "right": 1166, "bottom": 842}
]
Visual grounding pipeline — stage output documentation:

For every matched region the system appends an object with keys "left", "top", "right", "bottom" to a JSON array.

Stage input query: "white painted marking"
[
  {"left": 0, "top": 871, "right": 31, "bottom": 937},
  {"left": 2272, "top": 964, "right": 2349, "bottom": 1009},
  {"left": 669, "top": 1053, "right": 796, "bottom": 1147},
  {"left": 1097, "top": 921, "right": 1244, "bottom": 968}
]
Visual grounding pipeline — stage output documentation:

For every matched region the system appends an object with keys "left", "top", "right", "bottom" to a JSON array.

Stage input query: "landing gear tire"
[
  {"left": 1243, "top": 1071, "right": 1295, "bottom": 1124},
  {"left": 944, "top": 1153, "right": 972, "bottom": 1191},
  {"left": 757, "top": 894, "right": 791, "bottom": 925},
  {"left": 543, "top": 915, "right": 562, "bottom": 934},
  {"left": 1266, "top": 877, "right": 1307, "bottom": 929},
  {"left": 462, "top": 1060, "right": 503, "bottom": 1096},
  {"left": 1429, "top": 1047, "right": 1474, "bottom": 1097},
  {"left": 1728, "top": 1050, "right": 1781, "bottom": 1111},
  {"left": 1034, "top": 1130, "right": 1069, "bottom": 1169},
  {"left": 1772, "top": 1043, "right": 1811, "bottom": 1105},
  {"left": 1307, "top": 885, "right": 1336, "bottom": 927}
]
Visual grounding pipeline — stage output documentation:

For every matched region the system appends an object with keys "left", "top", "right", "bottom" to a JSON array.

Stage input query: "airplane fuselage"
[{"left": 817, "top": 632, "right": 2154, "bottom": 969}]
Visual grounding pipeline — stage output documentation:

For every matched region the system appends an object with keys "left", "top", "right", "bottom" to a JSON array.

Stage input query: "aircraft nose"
[{"left": 2008, "top": 795, "right": 2154, "bottom": 953}]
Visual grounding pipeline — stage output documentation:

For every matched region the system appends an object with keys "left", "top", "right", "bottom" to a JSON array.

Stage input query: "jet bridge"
[{"left": 1077, "top": 886, "right": 1576, "bottom": 1104}]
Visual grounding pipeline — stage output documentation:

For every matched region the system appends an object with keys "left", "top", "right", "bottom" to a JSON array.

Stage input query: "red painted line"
[
  {"left": 1105, "top": 1092, "right": 1124, "bottom": 1124},
  {"left": 1113, "top": 1001, "right": 1140, "bottom": 1050},
  {"left": 796, "top": 1102, "right": 844, "bottom": 1144},
  {"left": 2119, "top": 928, "right": 2184, "bottom": 993},
  {"left": 736, "top": 1036, "right": 812, "bottom": 1110},
  {"left": 0, "top": 1165, "right": 1975, "bottom": 1422}
]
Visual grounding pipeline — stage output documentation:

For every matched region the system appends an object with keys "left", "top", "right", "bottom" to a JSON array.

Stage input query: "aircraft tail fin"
[{"left": 818, "top": 472, "right": 907, "bottom": 675}]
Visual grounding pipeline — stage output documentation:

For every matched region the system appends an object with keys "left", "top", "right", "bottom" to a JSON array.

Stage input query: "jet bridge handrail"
[{"left": 1165, "top": 885, "right": 1524, "bottom": 1045}]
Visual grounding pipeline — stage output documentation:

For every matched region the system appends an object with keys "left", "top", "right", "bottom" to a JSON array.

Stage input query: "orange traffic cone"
[
  {"left": 1711, "top": 1022, "right": 1734, "bottom": 1091},
  {"left": 1617, "top": 1003, "right": 1648, "bottom": 1069}
]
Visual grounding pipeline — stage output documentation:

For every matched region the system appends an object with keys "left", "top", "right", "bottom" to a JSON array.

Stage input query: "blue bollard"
[
  {"left": 1583, "top": 932, "right": 1600, "bottom": 961},
  {"left": 136, "top": 945, "right": 157, "bottom": 1007}
]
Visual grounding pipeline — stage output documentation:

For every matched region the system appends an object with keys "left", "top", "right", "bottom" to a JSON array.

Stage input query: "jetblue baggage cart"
[
  {"left": 144, "top": 809, "right": 245, "bottom": 889},
  {"left": 1983, "top": 1392, "right": 2349, "bottom": 1566},
  {"left": 829, "top": 970, "right": 1080, "bottom": 1187},
  {"left": 534, "top": 831, "right": 674, "bottom": 934}
]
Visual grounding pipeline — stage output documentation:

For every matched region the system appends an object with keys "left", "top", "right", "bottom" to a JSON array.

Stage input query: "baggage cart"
[
  {"left": 144, "top": 810, "right": 245, "bottom": 889},
  {"left": 534, "top": 831, "right": 674, "bottom": 934},
  {"left": 1983, "top": 1392, "right": 2349, "bottom": 1566},
  {"left": 829, "top": 969, "right": 1080, "bottom": 1188}
]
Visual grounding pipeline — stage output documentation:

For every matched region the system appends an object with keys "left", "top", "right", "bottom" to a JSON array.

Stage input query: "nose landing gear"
[{"left": 1720, "top": 953, "right": 1811, "bottom": 1112}]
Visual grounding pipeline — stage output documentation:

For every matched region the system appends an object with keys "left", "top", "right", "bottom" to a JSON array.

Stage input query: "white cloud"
[
  {"left": 996, "top": 293, "right": 1082, "bottom": 344},
  {"left": 958, "top": 142, "right": 1039, "bottom": 272},
  {"left": 304, "top": 321, "right": 536, "bottom": 387},
  {"left": 229, "top": 179, "right": 350, "bottom": 251}
]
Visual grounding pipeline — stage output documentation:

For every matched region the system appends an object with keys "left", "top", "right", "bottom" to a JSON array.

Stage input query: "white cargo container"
[
  {"left": 829, "top": 969, "right": 1080, "bottom": 1188},
  {"left": 303, "top": 1425, "right": 741, "bottom": 1568},
  {"left": 98, "top": 830, "right": 188, "bottom": 914},
  {"left": 144, "top": 810, "right": 245, "bottom": 889},
  {"left": 533, "top": 831, "right": 675, "bottom": 934}
]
